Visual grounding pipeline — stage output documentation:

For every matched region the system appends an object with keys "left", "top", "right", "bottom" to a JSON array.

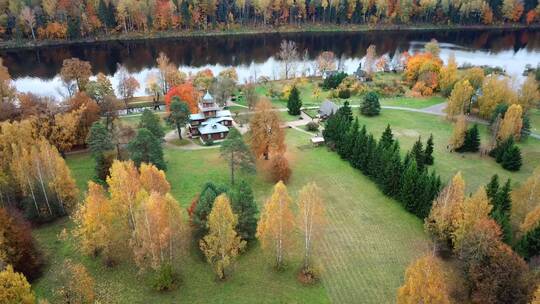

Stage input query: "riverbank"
[{"left": 1, "top": 23, "right": 539, "bottom": 50}]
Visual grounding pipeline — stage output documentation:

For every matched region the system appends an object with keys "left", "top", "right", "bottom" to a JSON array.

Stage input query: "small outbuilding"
[
  {"left": 318, "top": 100, "right": 341, "bottom": 120},
  {"left": 311, "top": 136, "right": 325, "bottom": 146}
]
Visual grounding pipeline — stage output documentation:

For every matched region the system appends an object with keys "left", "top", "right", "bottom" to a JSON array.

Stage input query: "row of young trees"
[
  {"left": 398, "top": 169, "right": 540, "bottom": 303},
  {"left": 323, "top": 102, "right": 440, "bottom": 219},
  {"left": 6, "top": 0, "right": 540, "bottom": 41}
]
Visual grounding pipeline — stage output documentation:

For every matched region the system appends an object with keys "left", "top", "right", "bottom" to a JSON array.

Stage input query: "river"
[{"left": 1, "top": 28, "right": 540, "bottom": 99}]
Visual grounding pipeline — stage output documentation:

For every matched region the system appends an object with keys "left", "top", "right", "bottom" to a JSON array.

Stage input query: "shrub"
[
  {"left": 360, "top": 92, "right": 381, "bottom": 117},
  {"left": 338, "top": 88, "right": 351, "bottom": 99},
  {"left": 306, "top": 121, "right": 319, "bottom": 132},
  {"left": 321, "top": 72, "right": 347, "bottom": 90},
  {"left": 152, "top": 264, "right": 177, "bottom": 291}
]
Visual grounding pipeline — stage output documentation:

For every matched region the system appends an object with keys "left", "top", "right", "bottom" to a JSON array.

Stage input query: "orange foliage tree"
[
  {"left": 164, "top": 82, "right": 199, "bottom": 113},
  {"left": 404, "top": 52, "right": 443, "bottom": 92}
]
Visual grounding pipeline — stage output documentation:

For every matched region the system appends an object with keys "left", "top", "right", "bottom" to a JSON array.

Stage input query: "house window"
[{"left": 220, "top": 132, "right": 224, "bottom": 138}]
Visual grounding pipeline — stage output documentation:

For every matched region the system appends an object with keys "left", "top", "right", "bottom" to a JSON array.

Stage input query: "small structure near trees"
[{"left": 318, "top": 100, "right": 340, "bottom": 120}]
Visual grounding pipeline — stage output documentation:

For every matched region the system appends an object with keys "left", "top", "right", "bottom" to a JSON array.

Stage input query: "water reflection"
[{"left": 2, "top": 29, "right": 540, "bottom": 98}]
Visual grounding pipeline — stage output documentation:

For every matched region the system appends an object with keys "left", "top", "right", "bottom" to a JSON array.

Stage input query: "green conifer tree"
[
  {"left": 229, "top": 180, "right": 258, "bottom": 242},
  {"left": 501, "top": 145, "right": 522, "bottom": 171},
  {"left": 424, "top": 134, "right": 435, "bottom": 165},
  {"left": 360, "top": 92, "right": 381, "bottom": 117},
  {"left": 287, "top": 86, "right": 302, "bottom": 115},
  {"left": 139, "top": 109, "right": 165, "bottom": 140},
  {"left": 127, "top": 128, "right": 166, "bottom": 170}
]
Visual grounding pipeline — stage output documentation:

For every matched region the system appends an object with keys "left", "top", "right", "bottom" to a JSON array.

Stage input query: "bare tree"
[
  {"left": 277, "top": 40, "right": 299, "bottom": 79},
  {"left": 116, "top": 65, "right": 140, "bottom": 112},
  {"left": 20, "top": 6, "right": 36, "bottom": 41},
  {"left": 316, "top": 51, "right": 336, "bottom": 75}
]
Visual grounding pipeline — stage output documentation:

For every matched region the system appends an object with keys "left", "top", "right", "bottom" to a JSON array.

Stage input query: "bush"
[
  {"left": 360, "top": 92, "right": 381, "bottom": 117},
  {"left": 338, "top": 89, "right": 351, "bottom": 99},
  {"left": 152, "top": 264, "right": 177, "bottom": 291},
  {"left": 321, "top": 72, "right": 347, "bottom": 90},
  {"left": 306, "top": 121, "right": 319, "bottom": 132}
]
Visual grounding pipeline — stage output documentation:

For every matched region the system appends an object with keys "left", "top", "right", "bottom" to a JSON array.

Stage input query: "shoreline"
[{"left": 1, "top": 23, "right": 539, "bottom": 51}]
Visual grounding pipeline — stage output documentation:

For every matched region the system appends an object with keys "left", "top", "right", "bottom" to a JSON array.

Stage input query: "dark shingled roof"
[{"left": 319, "top": 100, "right": 340, "bottom": 117}]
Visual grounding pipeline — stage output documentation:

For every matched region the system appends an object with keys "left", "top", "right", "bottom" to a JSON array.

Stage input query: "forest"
[{"left": 1, "top": 0, "right": 540, "bottom": 42}]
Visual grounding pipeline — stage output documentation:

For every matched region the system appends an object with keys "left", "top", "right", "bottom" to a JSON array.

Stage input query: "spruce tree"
[
  {"left": 341, "top": 119, "right": 359, "bottom": 161},
  {"left": 466, "top": 124, "right": 480, "bottom": 152},
  {"left": 360, "top": 92, "right": 380, "bottom": 117},
  {"left": 127, "top": 128, "right": 167, "bottom": 170},
  {"left": 400, "top": 160, "right": 418, "bottom": 212},
  {"left": 337, "top": 101, "right": 353, "bottom": 122},
  {"left": 485, "top": 174, "right": 500, "bottom": 200},
  {"left": 139, "top": 109, "right": 165, "bottom": 140},
  {"left": 193, "top": 182, "right": 228, "bottom": 238},
  {"left": 287, "top": 86, "right": 302, "bottom": 115},
  {"left": 424, "top": 134, "right": 434, "bottom": 165},
  {"left": 490, "top": 138, "right": 514, "bottom": 163},
  {"left": 229, "top": 180, "right": 258, "bottom": 242},
  {"left": 379, "top": 124, "right": 394, "bottom": 149},
  {"left": 87, "top": 121, "right": 113, "bottom": 157},
  {"left": 382, "top": 143, "right": 402, "bottom": 198},
  {"left": 410, "top": 137, "right": 425, "bottom": 171},
  {"left": 351, "top": 125, "right": 367, "bottom": 169},
  {"left": 501, "top": 145, "right": 522, "bottom": 171},
  {"left": 516, "top": 225, "right": 540, "bottom": 259}
]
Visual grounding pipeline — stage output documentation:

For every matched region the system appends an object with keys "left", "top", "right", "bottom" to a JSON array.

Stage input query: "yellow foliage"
[
  {"left": 256, "top": 181, "right": 295, "bottom": 269},
  {"left": 0, "top": 265, "right": 35, "bottom": 304},
  {"left": 511, "top": 166, "right": 540, "bottom": 232},
  {"left": 497, "top": 104, "right": 523, "bottom": 141},
  {"left": 449, "top": 115, "right": 468, "bottom": 150},
  {"left": 396, "top": 255, "right": 451, "bottom": 304},
  {"left": 200, "top": 194, "right": 245, "bottom": 279},
  {"left": 297, "top": 182, "right": 326, "bottom": 270},
  {"left": 518, "top": 74, "right": 539, "bottom": 112},
  {"left": 446, "top": 80, "right": 473, "bottom": 119},
  {"left": 478, "top": 75, "right": 518, "bottom": 118},
  {"left": 453, "top": 188, "right": 492, "bottom": 253}
]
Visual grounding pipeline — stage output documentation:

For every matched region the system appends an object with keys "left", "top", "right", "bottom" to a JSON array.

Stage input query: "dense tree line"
[
  {"left": 323, "top": 102, "right": 441, "bottom": 219},
  {"left": 4, "top": 0, "right": 540, "bottom": 41}
]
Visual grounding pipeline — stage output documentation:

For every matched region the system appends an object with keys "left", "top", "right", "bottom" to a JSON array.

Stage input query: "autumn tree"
[
  {"left": 453, "top": 188, "right": 492, "bottom": 253},
  {"left": 166, "top": 98, "right": 191, "bottom": 140},
  {"left": 497, "top": 104, "right": 523, "bottom": 142},
  {"left": 193, "top": 69, "right": 215, "bottom": 91},
  {"left": 449, "top": 115, "right": 468, "bottom": 150},
  {"left": 86, "top": 73, "right": 114, "bottom": 104},
  {"left": 297, "top": 183, "right": 325, "bottom": 280},
  {"left": 439, "top": 53, "right": 458, "bottom": 96},
  {"left": 132, "top": 191, "right": 187, "bottom": 272},
  {"left": 56, "top": 260, "right": 95, "bottom": 304},
  {"left": 0, "top": 58, "right": 17, "bottom": 121},
  {"left": 257, "top": 181, "right": 295, "bottom": 269},
  {"left": 518, "top": 74, "right": 539, "bottom": 112},
  {"left": 165, "top": 82, "right": 199, "bottom": 114},
  {"left": 20, "top": 7, "right": 36, "bottom": 40},
  {"left": 0, "top": 208, "right": 43, "bottom": 281},
  {"left": 277, "top": 40, "right": 298, "bottom": 79},
  {"left": 212, "top": 74, "right": 236, "bottom": 107},
  {"left": 117, "top": 65, "right": 140, "bottom": 111},
  {"left": 269, "top": 153, "right": 291, "bottom": 183},
  {"left": 425, "top": 172, "right": 465, "bottom": 252},
  {"left": 60, "top": 58, "right": 92, "bottom": 95},
  {"left": 0, "top": 265, "right": 35, "bottom": 304},
  {"left": 462, "top": 67, "right": 485, "bottom": 90},
  {"left": 511, "top": 166, "right": 540, "bottom": 232},
  {"left": 316, "top": 51, "right": 336, "bottom": 75},
  {"left": 243, "top": 82, "right": 258, "bottom": 110},
  {"left": 220, "top": 128, "right": 255, "bottom": 185},
  {"left": 157, "top": 52, "right": 186, "bottom": 94},
  {"left": 364, "top": 44, "right": 377, "bottom": 76},
  {"left": 200, "top": 194, "right": 246, "bottom": 279},
  {"left": 425, "top": 39, "right": 440, "bottom": 58},
  {"left": 478, "top": 75, "right": 518, "bottom": 118},
  {"left": 446, "top": 80, "right": 473, "bottom": 118},
  {"left": 249, "top": 98, "right": 285, "bottom": 160},
  {"left": 66, "top": 92, "right": 101, "bottom": 146},
  {"left": 396, "top": 255, "right": 451, "bottom": 304}
]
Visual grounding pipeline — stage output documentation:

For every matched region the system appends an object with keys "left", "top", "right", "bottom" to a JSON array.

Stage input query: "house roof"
[
  {"left": 311, "top": 136, "right": 325, "bottom": 143},
  {"left": 203, "top": 91, "right": 213, "bottom": 101},
  {"left": 189, "top": 113, "right": 205, "bottom": 120},
  {"left": 216, "top": 110, "right": 232, "bottom": 117},
  {"left": 201, "top": 116, "right": 233, "bottom": 126},
  {"left": 319, "top": 100, "right": 340, "bottom": 117},
  {"left": 199, "top": 121, "right": 230, "bottom": 135}
]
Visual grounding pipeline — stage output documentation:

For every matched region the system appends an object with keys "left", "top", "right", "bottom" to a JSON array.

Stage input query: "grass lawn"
[
  {"left": 379, "top": 96, "right": 446, "bottom": 109},
  {"left": 354, "top": 109, "right": 540, "bottom": 191}
]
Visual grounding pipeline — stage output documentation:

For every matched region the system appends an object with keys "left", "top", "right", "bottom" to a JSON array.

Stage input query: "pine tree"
[
  {"left": 424, "top": 134, "right": 434, "bottom": 165},
  {"left": 337, "top": 100, "right": 353, "bottom": 122},
  {"left": 220, "top": 128, "right": 255, "bottom": 185},
  {"left": 87, "top": 121, "right": 113, "bottom": 157},
  {"left": 410, "top": 137, "right": 425, "bottom": 171},
  {"left": 400, "top": 160, "right": 419, "bottom": 213},
  {"left": 465, "top": 124, "right": 481, "bottom": 152},
  {"left": 127, "top": 128, "right": 166, "bottom": 170},
  {"left": 485, "top": 174, "right": 500, "bottom": 201},
  {"left": 229, "top": 180, "right": 258, "bottom": 242},
  {"left": 340, "top": 118, "right": 359, "bottom": 161},
  {"left": 166, "top": 98, "right": 191, "bottom": 140},
  {"left": 192, "top": 182, "right": 228, "bottom": 238},
  {"left": 490, "top": 137, "right": 514, "bottom": 163},
  {"left": 382, "top": 142, "right": 403, "bottom": 198},
  {"left": 139, "top": 109, "right": 165, "bottom": 140},
  {"left": 379, "top": 124, "right": 394, "bottom": 149},
  {"left": 360, "top": 92, "right": 380, "bottom": 117},
  {"left": 516, "top": 225, "right": 540, "bottom": 259},
  {"left": 501, "top": 145, "right": 522, "bottom": 171},
  {"left": 287, "top": 86, "right": 302, "bottom": 115}
]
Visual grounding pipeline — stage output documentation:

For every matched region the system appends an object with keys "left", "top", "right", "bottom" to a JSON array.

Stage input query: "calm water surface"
[{"left": 1, "top": 29, "right": 540, "bottom": 98}]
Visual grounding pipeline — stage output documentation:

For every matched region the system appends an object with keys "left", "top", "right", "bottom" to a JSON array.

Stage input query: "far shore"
[{"left": 1, "top": 23, "right": 539, "bottom": 50}]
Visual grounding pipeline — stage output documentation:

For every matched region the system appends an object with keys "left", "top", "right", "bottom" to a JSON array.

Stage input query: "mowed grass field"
[{"left": 31, "top": 107, "right": 540, "bottom": 303}]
